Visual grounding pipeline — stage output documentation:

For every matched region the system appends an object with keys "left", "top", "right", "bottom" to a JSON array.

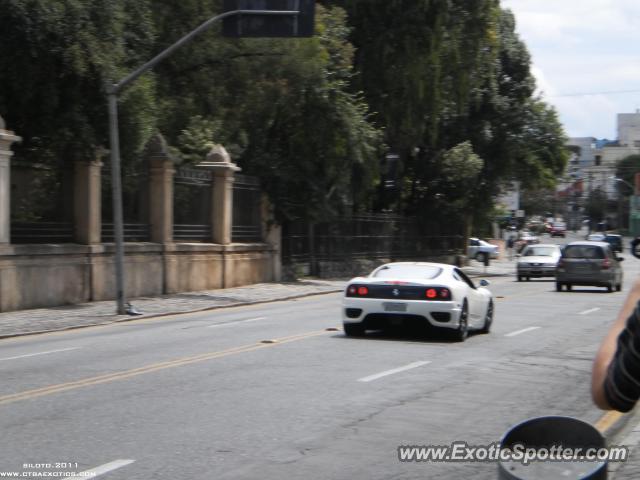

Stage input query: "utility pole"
[{"left": 107, "top": 3, "right": 314, "bottom": 314}]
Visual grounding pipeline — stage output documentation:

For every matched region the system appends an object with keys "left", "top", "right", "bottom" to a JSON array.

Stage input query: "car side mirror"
[
  {"left": 617, "top": 257, "right": 625, "bottom": 262},
  {"left": 479, "top": 279, "right": 490, "bottom": 287}
]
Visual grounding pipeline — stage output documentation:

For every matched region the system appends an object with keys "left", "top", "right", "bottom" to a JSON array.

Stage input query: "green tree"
[
  {"left": 151, "top": 2, "right": 383, "bottom": 221},
  {"left": 0, "top": 0, "right": 157, "bottom": 220},
  {"left": 0, "top": 1, "right": 157, "bottom": 165},
  {"left": 585, "top": 188, "right": 608, "bottom": 225},
  {"left": 615, "top": 154, "right": 640, "bottom": 195},
  {"left": 340, "top": 2, "right": 567, "bottom": 233}
]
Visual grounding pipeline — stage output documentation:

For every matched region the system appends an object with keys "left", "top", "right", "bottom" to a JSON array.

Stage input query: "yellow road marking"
[
  {"left": 594, "top": 410, "right": 624, "bottom": 434},
  {"left": 495, "top": 287, "right": 551, "bottom": 301},
  {"left": 0, "top": 330, "right": 328, "bottom": 406}
]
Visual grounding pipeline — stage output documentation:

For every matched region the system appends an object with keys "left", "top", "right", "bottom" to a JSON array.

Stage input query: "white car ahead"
[
  {"left": 516, "top": 244, "right": 562, "bottom": 281},
  {"left": 342, "top": 262, "right": 494, "bottom": 341}
]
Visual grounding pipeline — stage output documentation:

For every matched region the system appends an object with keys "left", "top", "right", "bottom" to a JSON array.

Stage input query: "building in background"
[{"left": 561, "top": 111, "right": 640, "bottom": 230}]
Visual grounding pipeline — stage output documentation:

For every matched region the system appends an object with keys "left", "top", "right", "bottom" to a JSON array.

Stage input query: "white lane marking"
[
  {"left": 579, "top": 307, "right": 601, "bottom": 315},
  {"left": 207, "top": 317, "right": 267, "bottom": 328},
  {"left": 358, "top": 361, "right": 431, "bottom": 383},
  {"left": 0, "top": 347, "right": 81, "bottom": 362},
  {"left": 67, "top": 459, "right": 135, "bottom": 479},
  {"left": 504, "top": 327, "right": 541, "bottom": 338}
]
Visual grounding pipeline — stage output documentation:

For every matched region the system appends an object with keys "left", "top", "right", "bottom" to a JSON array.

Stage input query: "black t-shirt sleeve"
[{"left": 604, "top": 301, "right": 640, "bottom": 412}]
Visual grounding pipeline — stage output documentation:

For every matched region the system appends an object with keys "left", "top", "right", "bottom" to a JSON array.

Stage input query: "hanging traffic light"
[{"left": 223, "top": 0, "right": 315, "bottom": 38}]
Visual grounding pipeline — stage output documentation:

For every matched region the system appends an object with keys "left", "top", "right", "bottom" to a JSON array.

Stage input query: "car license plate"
[{"left": 383, "top": 302, "right": 407, "bottom": 312}]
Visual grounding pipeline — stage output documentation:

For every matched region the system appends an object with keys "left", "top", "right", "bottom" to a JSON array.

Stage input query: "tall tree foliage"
[
  {"left": 151, "top": 2, "right": 383, "bottom": 221},
  {"left": 340, "top": 1, "right": 567, "bottom": 233},
  {"left": 616, "top": 154, "right": 640, "bottom": 194},
  {"left": 0, "top": 0, "right": 567, "bottom": 230},
  {"left": 0, "top": 0, "right": 157, "bottom": 166}
]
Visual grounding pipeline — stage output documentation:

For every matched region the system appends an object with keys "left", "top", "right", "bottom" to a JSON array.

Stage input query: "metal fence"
[
  {"left": 102, "top": 163, "right": 150, "bottom": 242},
  {"left": 10, "top": 162, "right": 74, "bottom": 244},
  {"left": 232, "top": 174, "right": 262, "bottom": 242},
  {"left": 10, "top": 222, "right": 74, "bottom": 244},
  {"left": 282, "top": 215, "right": 464, "bottom": 268},
  {"left": 101, "top": 223, "right": 151, "bottom": 243},
  {"left": 173, "top": 167, "right": 212, "bottom": 241}
]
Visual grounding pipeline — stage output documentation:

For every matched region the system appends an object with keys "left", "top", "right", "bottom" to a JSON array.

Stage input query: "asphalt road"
[{"left": 0, "top": 232, "right": 637, "bottom": 479}]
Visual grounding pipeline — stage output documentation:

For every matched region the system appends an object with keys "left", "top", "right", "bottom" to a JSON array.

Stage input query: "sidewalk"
[
  {"left": 0, "top": 260, "right": 513, "bottom": 339},
  {"left": 462, "top": 257, "right": 516, "bottom": 277}
]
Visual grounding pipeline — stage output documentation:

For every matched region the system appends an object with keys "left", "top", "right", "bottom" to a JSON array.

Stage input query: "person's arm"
[{"left": 592, "top": 279, "right": 640, "bottom": 409}]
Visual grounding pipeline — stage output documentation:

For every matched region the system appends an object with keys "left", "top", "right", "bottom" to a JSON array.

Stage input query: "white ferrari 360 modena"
[{"left": 342, "top": 262, "right": 494, "bottom": 341}]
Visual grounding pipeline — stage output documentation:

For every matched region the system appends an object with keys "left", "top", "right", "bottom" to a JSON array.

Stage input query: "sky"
[{"left": 500, "top": 0, "right": 640, "bottom": 140}]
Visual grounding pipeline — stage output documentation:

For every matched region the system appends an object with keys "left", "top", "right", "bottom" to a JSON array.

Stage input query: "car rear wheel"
[
  {"left": 343, "top": 322, "right": 365, "bottom": 337},
  {"left": 566, "top": 284, "right": 572, "bottom": 291},
  {"left": 517, "top": 275, "right": 522, "bottom": 282},
  {"left": 453, "top": 301, "right": 469, "bottom": 342},
  {"left": 556, "top": 282, "right": 563, "bottom": 292},
  {"left": 479, "top": 300, "right": 493, "bottom": 334},
  {"left": 617, "top": 282, "right": 622, "bottom": 292},
  {"left": 607, "top": 283, "right": 613, "bottom": 293}
]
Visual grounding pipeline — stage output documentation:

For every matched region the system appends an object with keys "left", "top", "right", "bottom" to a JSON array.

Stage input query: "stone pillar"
[
  {"left": 198, "top": 145, "right": 240, "bottom": 245},
  {"left": 0, "top": 116, "right": 21, "bottom": 244},
  {"left": 74, "top": 151, "right": 103, "bottom": 244},
  {"left": 146, "top": 134, "right": 175, "bottom": 244}
]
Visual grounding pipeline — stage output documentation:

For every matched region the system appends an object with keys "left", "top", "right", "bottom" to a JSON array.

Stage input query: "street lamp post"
[
  {"left": 610, "top": 176, "right": 633, "bottom": 231},
  {"left": 107, "top": 7, "right": 307, "bottom": 314}
]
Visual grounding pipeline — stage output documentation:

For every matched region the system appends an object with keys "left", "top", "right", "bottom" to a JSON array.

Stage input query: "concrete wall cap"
[
  {"left": 205, "top": 144, "right": 231, "bottom": 163},
  {"left": 143, "top": 133, "right": 177, "bottom": 163}
]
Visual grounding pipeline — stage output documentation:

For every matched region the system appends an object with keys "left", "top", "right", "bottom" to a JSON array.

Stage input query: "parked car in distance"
[
  {"left": 342, "top": 262, "right": 494, "bottom": 341},
  {"left": 555, "top": 241, "right": 624, "bottom": 292},
  {"left": 549, "top": 222, "right": 567, "bottom": 237},
  {"left": 604, "top": 233, "right": 623, "bottom": 253},
  {"left": 467, "top": 238, "right": 499, "bottom": 261},
  {"left": 516, "top": 244, "right": 562, "bottom": 281}
]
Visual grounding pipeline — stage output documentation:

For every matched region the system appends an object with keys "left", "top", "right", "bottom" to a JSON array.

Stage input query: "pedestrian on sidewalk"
[{"left": 506, "top": 236, "right": 515, "bottom": 260}]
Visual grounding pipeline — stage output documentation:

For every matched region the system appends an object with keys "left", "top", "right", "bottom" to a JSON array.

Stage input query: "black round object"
[{"left": 498, "top": 416, "right": 607, "bottom": 480}]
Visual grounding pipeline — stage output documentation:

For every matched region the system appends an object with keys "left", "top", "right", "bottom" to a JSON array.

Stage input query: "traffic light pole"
[{"left": 106, "top": 8, "right": 300, "bottom": 314}]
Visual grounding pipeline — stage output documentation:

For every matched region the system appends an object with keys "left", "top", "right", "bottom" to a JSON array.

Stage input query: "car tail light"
[
  {"left": 346, "top": 285, "right": 369, "bottom": 297},
  {"left": 425, "top": 287, "right": 451, "bottom": 300},
  {"left": 601, "top": 259, "right": 611, "bottom": 270},
  {"left": 557, "top": 258, "right": 565, "bottom": 269}
]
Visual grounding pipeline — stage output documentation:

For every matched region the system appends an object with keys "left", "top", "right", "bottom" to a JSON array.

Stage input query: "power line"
[{"left": 549, "top": 89, "right": 640, "bottom": 98}]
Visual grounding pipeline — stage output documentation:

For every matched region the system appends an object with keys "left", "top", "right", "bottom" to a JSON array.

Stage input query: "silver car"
[
  {"left": 467, "top": 237, "right": 499, "bottom": 261},
  {"left": 555, "top": 241, "right": 624, "bottom": 292},
  {"left": 516, "top": 244, "right": 561, "bottom": 281}
]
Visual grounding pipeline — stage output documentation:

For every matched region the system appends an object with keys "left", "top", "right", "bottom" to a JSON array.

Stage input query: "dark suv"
[
  {"left": 604, "top": 234, "right": 623, "bottom": 253},
  {"left": 555, "top": 241, "right": 624, "bottom": 292}
]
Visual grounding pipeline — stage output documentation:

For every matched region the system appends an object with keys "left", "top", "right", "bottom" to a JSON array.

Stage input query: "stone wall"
[
  {"left": 0, "top": 119, "right": 281, "bottom": 312},
  {"left": 0, "top": 242, "right": 277, "bottom": 311}
]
